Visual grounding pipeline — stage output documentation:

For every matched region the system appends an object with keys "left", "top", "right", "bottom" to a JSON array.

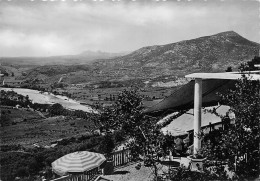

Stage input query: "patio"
[
  {"left": 98, "top": 157, "right": 184, "bottom": 181},
  {"left": 100, "top": 162, "right": 154, "bottom": 181}
]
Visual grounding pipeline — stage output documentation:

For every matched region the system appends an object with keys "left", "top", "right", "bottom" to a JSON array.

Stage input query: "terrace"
[
  {"left": 50, "top": 149, "right": 187, "bottom": 181},
  {"left": 49, "top": 70, "right": 259, "bottom": 181}
]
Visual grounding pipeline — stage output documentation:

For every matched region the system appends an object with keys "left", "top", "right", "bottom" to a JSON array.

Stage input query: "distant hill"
[
  {"left": 79, "top": 50, "right": 128, "bottom": 59},
  {"left": 2, "top": 31, "right": 259, "bottom": 87},
  {"left": 0, "top": 50, "right": 127, "bottom": 66}
]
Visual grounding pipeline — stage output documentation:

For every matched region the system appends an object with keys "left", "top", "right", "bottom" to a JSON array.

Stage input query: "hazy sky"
[{"left": 0, "top": 0, "right": 259, "bottom": 57}]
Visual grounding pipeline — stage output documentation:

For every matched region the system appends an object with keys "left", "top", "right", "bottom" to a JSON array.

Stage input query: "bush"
[
  {"left": 99, "top": 134, "right": 115, "bottom": 159},
  {"left": 0, "top": 144, "right": 22, "bottom": 152},
  {"left": 16, "top": 167, "right": 29, "bottom": 177},
  {"left": 114, "top": 130, "right": 126, "bottom": 143},
  {"left": 49, "top": 103, "right": 64, "bottom": 116},
  {"left": 201, "top": 73, "right": 260, "bottom": 179}
]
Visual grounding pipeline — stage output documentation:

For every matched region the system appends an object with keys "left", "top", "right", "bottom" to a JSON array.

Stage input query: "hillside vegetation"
[
  {"left": 92, "top": 31, "right": 259, "bottom": 80},
  {"left": 0, "top": 31, "right": 259, "bottom": 89}
]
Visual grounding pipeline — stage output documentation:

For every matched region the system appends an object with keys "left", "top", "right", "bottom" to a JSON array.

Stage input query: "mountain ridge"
[
  {"left": 1, "top": 31, "right": 259, "bottom": 87},
  {"left": 90, "top": 31, "right": 259, "bottom": 79}
]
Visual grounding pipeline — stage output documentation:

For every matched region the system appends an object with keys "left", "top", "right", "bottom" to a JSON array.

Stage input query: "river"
[{"left": 1, "top": 88, "right": 95, "bottom": 113}]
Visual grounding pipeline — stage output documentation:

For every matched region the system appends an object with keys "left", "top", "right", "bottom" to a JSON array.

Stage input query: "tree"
[
  {"left": 201, "top": 73, "right": 260, "bottom": 179},
  {"left": 3, "top": 72, "right": 9, "bottom": 76},
  {"left": 49, "top": 103, "right": 64, "bottom": 116},
  {"left": 225, "top": 66, "right": 232, "bottom": 72},
  {"left": 99, "top": 133, "right": 115, "bottom": 160},
  {"left": 25, "top": 95, "right": 31, "bottom": 105},
  {"left": 98, "top": 89, "right": 168, "bottom": 179},
  {"left": 239, "top": 56, "right": 260, "bottom": 71},
  {"left": 125, "top": 117, "right": 166, "bottom": 179}
]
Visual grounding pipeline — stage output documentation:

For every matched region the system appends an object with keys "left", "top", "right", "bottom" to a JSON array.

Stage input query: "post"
[
  {"left": 122, "top": 148, "right": 125, "bottom": 165},
  {"left": 194, "top": 78, "right": 202, "bottom": 155}
]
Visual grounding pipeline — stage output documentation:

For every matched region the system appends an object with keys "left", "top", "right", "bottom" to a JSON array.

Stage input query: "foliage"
[
  {"left": 114, "top": 89, "right": 149, "bottom": 135},
  {"left": 48, "top": 103, "right": 95, "bottom": 121},
  {"left": 0, "top": 90, "right": 95, "bottom": 120},
  {"left": 239, "top": 56, "right": 260, "bottom": 71},
  {"left": 0, "top": 90, "right": 33, "bottom": 108},
  {"left": 0, "top": 91, "right": 101, "bottom": 180},
  {"left": 225, "top": 66, "right": 233, "bottom": 72},
  {"left": 201, "top": 72, "right": 260, "bottom": 179},
  {"left": 49, "top": 103, "right": 64, "bottom": 116},
  {"left": 97, "top": 88, "right": 169, "bottom": 177},
  {"left": 114, "top": 130, "right": 125, "bottom": 142},
  {"left": 0, "top": 144, "right": 23, "bottom": 152},
  {"left": 0, "top": 135, "right": 105, "bottom": 181},
  {"left": 99, "top": 133, "right": 115, "bottom": 160}
]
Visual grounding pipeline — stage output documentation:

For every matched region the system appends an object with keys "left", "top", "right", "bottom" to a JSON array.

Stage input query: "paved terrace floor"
[
  {"left": 100, "top": 160, "right": 180, "bottom": 181},
  {"left": 101, "top": 162, "right": 154, "bottom": 181}
]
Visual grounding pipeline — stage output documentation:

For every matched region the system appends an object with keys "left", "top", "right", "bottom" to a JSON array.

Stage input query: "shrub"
[
  {"left": 114, "top": 130, "right": 126, "bottom": 143},
  {"left": 16, "top": 167, "right": 29, "bottom": 177},
  {"left": 201, "top": 73, "right": 260, "bottom": 179},
  {"left": 99, "top": 134, "right": 115, "bottom": 159}
]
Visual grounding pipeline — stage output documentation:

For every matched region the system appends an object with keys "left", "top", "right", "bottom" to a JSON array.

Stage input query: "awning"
[
  {"left": 143, "top": 79, "right": 236, "bottom": 115},
  {"left": 161, "top": 105, "right": 231, "bottom": 136}
]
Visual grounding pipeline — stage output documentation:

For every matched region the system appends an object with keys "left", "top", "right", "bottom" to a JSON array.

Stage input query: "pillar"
[{"left": 194, "top": 78, "right": 202, "bottom": 155}]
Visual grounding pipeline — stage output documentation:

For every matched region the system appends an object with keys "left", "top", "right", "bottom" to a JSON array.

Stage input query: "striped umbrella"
[{"left": 52, "top": 151, "right": 106, "bottom": 176}]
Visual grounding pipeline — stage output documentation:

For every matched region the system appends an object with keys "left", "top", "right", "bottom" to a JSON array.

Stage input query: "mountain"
[
  {"left": 91, "top": 31, "right": 259, "bottom": 80},
  {"left": 4, "top": 31, "right": 260, "bottom": 87},
  {"left": 79, "top": 50, "right": 128, "bottom": 58},
  {"left": 0, "top": 50, "right": 127, "bottom": 66}
]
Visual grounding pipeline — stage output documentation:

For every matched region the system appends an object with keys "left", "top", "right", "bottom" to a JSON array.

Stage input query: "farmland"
[
  {"left": 0, "top": 107, "right": 98, "bottom": 148},
  {"left": 58, "top": 86, "right": 179, "bottom": 107}
]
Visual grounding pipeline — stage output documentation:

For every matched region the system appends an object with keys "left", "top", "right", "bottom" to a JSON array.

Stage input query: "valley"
[
  {"left": 1, "top": 31, "right": 259, "bottom": 108},
  {"left": 1, "top": 31, "right": 259, "bottom": 144},
  {"left": 0, "top": 30, "right": 259, "bottom": 181},
  {"left": 1, "top": 31, "right": 259, "bottom": 150}
]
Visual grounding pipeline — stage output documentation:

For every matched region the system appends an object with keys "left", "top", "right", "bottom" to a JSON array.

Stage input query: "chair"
[{"left": 180, "top": 157, "right": 191, "bottom": 170}]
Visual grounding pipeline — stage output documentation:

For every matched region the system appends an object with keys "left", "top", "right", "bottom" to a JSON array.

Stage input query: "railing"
[
  {"left": 51, "top": 148, "right": 132, "bottom": 181},
  {"left": 51, "top": 175, "right": 71, "bottom": 181},
  {"left": 112, "top": 148, "right": 132, "bottom": 167},
  {"left": 51, "top": 167, "right": 100, "bottom": 181}
]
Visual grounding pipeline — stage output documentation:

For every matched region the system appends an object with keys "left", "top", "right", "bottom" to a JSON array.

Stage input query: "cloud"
[
  {"left": 0, "top": 0, "right": 259, "bottom": 57},
  {"left": 0, "top": 29, "right": 74, "bottom": 56}
]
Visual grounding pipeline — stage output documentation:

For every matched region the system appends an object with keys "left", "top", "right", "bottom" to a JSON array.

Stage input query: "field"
[
  {"left": 59, "top": 86, "right": 178, "bottom": 107},
  {"left": 0, "top": 84, "right": 178, "bottom": 149},
  {"left": 0, "top": 107, "right": 43, "bottom": 126},
  {"left": 0, "top": 107, "right": 98, "bottom": 148}
]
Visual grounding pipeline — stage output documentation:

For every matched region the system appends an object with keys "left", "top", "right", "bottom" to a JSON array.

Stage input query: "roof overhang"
[
  {"left": 144, "top": 79, "right": 236, "bottom": 115},
  {"left": 185, "top": 72, "right": 260, "bottom": 80}
]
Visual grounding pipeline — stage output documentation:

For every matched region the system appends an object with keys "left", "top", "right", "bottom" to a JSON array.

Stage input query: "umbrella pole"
[{"left": 193, "top": 78, "right": 202, "bottom": 155}]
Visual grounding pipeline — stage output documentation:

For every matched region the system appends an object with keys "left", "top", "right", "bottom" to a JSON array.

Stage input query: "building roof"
[
  {"left": 144, "top": 72, "right": 260, "bottom": 115},
  {"left": 161, "top": 105, "right": 231, "bottom": 136}
]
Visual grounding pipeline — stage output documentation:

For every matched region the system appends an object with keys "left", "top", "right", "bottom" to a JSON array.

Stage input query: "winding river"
[{"left": 1, "top": 88, "right": 95, "bottom": 113}]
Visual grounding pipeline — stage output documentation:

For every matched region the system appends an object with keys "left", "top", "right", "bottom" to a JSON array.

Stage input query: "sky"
[{"left": 0, "top": 0, "right": 259, "bottom": 57}]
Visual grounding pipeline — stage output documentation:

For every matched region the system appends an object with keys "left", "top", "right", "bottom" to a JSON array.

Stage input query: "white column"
[{"left": 194, "top": 78, "right": 202, "bottom": 155}]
